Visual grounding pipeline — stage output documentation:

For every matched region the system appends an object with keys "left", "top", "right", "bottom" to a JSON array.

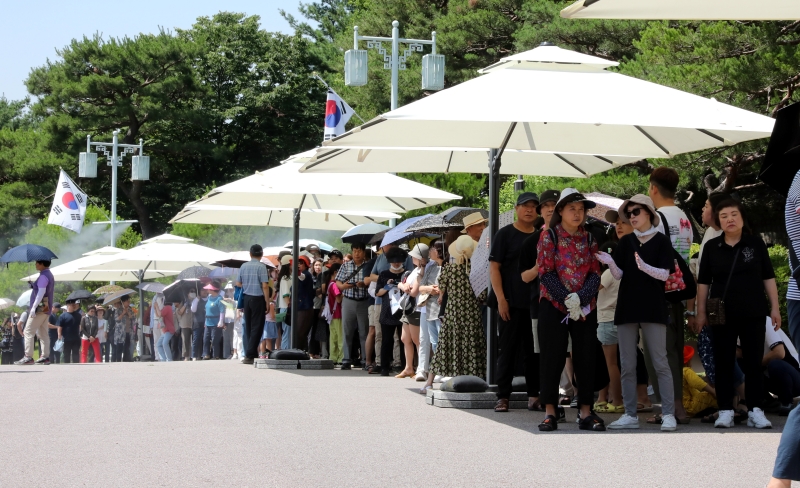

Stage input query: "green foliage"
[
  {"left": 399, "top": 172, "right": 487, "bottom": 218},
  {"left": 769, "top": 244, "right": 790, "bottom": 329}
]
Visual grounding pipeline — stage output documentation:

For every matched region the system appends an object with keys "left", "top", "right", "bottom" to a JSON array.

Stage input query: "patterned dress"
[{"left": 430, "top": 261, "right": 486, "bottom": 379}]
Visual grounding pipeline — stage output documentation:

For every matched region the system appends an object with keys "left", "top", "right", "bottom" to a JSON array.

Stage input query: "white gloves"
[{"left": 564, "top": 293, "right": 582, "bottom": 321}]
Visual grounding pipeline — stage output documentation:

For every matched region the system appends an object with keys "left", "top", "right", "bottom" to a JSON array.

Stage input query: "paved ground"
[{"left": 1, "top": 361, "right": 795, "bottom": 487}]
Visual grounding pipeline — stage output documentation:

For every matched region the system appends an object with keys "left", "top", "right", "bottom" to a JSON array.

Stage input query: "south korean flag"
[{"left": 48, "top": 169, "right": 88, "bottom": 233}]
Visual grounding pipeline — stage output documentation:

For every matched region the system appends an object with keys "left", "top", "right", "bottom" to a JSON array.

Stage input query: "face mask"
[
  {"left": 390, "top": 264, "right": 403, "bottom": 272},
  {"left": 189, "top": 293, "right": 197, "bottom": 299}
]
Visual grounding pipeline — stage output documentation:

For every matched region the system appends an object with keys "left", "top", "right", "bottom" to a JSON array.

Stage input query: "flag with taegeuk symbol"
[
  {"left": 323, "top": 89, "right": 354, "bottom": 141},
  {"left": 48, "top": 169, "right": 88, "bottom": 233}
]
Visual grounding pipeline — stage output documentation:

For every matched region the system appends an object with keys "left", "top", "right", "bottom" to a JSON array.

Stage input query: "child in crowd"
[
  {"left": 261, "top": 299, "right": 277, "bottom": 358},
  {"left": 682, "top": 346, "right": 718, "bottom": 418},
  {"left": 97, "top": 307, "right": 108, "bottom": 363}
]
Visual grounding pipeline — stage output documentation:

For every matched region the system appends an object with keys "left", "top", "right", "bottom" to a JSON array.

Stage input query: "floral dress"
[{"left": 430, "top": 261, "right": 487, "bottom": 379}]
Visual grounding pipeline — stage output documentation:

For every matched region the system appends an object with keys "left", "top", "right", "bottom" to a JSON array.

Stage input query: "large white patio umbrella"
[
  {"left": 561, "top": 0, "right": 800, "bottom": 20},
  {"left": 304, "top": 147, "right": 643, "bottom": 177},
  {"left": 77, "top": 242, "right": 228, "bottom": 274},
  {"left": 169, "top": 205, "right": 400, "bottom": 231},
  {"left": 20, "top": 246, "right": 180, "bottom": 282},
  {"left": 319, "top": 44, "right": 773, "bottom": 157}
]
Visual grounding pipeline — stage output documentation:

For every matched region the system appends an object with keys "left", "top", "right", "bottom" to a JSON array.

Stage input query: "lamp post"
[{"left": 79, "top": 130, "right": 149, "bottom": 247}]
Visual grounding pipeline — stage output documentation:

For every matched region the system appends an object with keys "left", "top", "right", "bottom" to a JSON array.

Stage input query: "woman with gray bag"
[{"left": 696, "top": 198, "right": 781, "bottom": 429}]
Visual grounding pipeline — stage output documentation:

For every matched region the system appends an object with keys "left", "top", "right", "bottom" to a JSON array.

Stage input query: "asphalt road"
[{"left": 1, "top": 361, "right": 794, "bottom": 487}]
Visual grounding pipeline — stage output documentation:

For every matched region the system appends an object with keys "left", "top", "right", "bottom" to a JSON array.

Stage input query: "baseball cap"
[
  {"left": 516, "top": 192, "right": 539, "bottom": 206},
  {"left": 536, "top": 190, "right": 560, "bottom": 213}
]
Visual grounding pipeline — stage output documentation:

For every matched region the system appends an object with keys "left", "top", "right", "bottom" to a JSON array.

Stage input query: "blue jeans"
[
  {"left": 773, "top": 403, "right": 800, "bottom": 480},
  {"left": 156, "top": 332, "right": 173, "bottom": 361},
  {"left": 240, "top": 314, "right": 247, "bottom": 358},
  {"left": 203, "top": 326, "right": 223, "bottom": 358},
  {"left": 788, "top": 299, "right": 800, "bottom": 357},
  {"left": 191, "top": 327, "right": 203, "bottom": 359},
  {"left": 417, "top": 310, "right": 441, "bottom": 375},
  {"left": 281, "top": 323, "right": 291, "bottom": 350}
]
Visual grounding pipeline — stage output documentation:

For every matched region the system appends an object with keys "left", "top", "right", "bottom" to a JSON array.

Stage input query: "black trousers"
[
  {"left": 294, "top": 309, "right": 314, "bottom": 351},
  {"left": 538, "top": 300, "right": 598, "bottom": 407},
  {"left": 243, "top": 295, "right": 266, "bottom": 359},
  {"left": 767, "top": 360, "right": 800, "bottom": 404},
  {"left": 380, "top": 322, "right": 402, "bottom": 373},
  {"left": 496, "top": 307, "right": 539, "bottom": 400},
  {"left": 711, "top": 317, "right": 765, "bottom": 411},
  {"left": 62, "top": 340, "right": 80, "bottom": 364}
]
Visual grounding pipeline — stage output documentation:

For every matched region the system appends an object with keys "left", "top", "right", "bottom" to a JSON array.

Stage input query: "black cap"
[
  {"left": 250, "top": 244, "right": 263, "bottom": 256},
  {"left": 536, "top": 190, "right": 560, "bottom": 213},
  {"left": 329, "top": 249, "right": 344, "bottom": 259},
  {"left": 52, "top": 302, "right": 62, "bottom": 309},
  {"left": 516, "top": 192, "right": 539, "bottom": 206}
]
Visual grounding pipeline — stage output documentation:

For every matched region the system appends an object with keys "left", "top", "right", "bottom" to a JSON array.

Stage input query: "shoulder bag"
[{"left": 707, "top": 249, "right": 740, "bottom": 326}]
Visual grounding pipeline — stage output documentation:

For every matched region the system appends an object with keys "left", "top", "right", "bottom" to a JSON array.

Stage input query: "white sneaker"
[
  {"left": 747, "top": 408, "right": 772, "bottom": 429},
  {"left": 414, "top": 372, "right": 427, "bottom": 382},
  {"left": 660, "top": 414, "right": 677, "bottom": 431},
  {"left": 433, "top": 375, "right": 443, "bottom": 384},
  {"left": 439, "top": 376, "right": 453, "bottom": 383},
  {"left": 608, "top": 414, "right": 640, "bottom": 430},
  {"left": 715, "top": 409, "right": 735, "bottom": 428}
]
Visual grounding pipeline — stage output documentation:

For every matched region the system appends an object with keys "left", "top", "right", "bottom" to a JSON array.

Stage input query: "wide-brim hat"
[
  {"left": 460, "top": 212, "right": 489, "bottom": 233},
  {"left": 549, "top": 188, "right": 596, "bottom": 228},
  {"left": 280, "top": 254, "right": 292, "bottom": 266},
  {"left": 617, "top": 194, "right": 660, "bottom": 227},
  {"left": 408, "top": 243, "right": 429, "bottom": 260},
  {"left": 605, "top": 210, "right": 620, "bottom": 224},
  {"left": 448, "top": 235, "right": 475, "bottom": 264},
  {"left": 203, "top": 284, "right": 219, "bottom": 291}
]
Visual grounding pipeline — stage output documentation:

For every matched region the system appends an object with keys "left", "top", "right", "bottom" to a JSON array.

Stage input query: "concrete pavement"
[{"left": 0, "top": 361, "right": 793, "bottom": 487}]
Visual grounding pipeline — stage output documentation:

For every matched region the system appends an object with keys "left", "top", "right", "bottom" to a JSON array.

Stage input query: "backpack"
[{"left": 656, "top": 211, "right": 697, "bottom": 303}]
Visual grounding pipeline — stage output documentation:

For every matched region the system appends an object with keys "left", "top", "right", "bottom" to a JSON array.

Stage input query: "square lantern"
[
  {"left": 131, "top": 155, "right": 150, "bottom": 181},
  {"left": 345, "top": 49, "right": 368, "bottom": 87},
  {"left": 78, "top": 152, "right": 98, "bottom": 178},
  {"left": 421, "top": 54, "right": 445, "bottom": 91}
]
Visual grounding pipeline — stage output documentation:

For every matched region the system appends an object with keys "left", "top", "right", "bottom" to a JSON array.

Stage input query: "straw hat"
[
  {"left": 461, "top": 212, "right": 488, "bottom": 233},
  {"left": 617, "top": 194, "right": 660, "bottom": 227},
  {"left": 448, "top": 235, "right": 476, "bottom": 265}
]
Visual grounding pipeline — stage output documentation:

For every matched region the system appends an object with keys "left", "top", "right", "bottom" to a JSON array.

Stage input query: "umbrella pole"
[{"left": 291, "top": 208, "right": 301, "bottom": 350}]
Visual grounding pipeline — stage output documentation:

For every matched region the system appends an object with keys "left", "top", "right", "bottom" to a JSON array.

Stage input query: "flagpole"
[{"left": 312, "top": 73, "right": 366, "bottom": 124}]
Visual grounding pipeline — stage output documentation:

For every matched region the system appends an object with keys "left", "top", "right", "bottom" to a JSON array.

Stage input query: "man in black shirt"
[
  {"left": 490, "top": 192, "right": 539, "bottom": 412},
  {"left": 48, "top": 303, "right": 62, "bottom": 363},
  {"left": 57, "top": 300, "right": 83, "bottom": 364}
]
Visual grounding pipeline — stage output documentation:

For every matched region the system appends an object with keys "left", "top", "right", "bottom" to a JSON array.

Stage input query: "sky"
[{"left": 0, "top": 0, "right": 302, "bottom": 101}]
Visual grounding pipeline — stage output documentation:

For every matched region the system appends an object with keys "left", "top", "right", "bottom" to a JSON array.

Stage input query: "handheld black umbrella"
[
  {"left": 66, "top": 290, "right": 94, "bottom": 301},
  {"left": 136, "top": 282, "right": 167, "bottom": 293},
  {"left": 405, "top": 207, "right": 488, "bottom": 234},
  {"left": 1, "top": 244, "right": 57, "bottom": 266},
  {"left": 341, "top": 223, "right": 390, "bottom": 244},
  {"left": 163, "top": 279, "right": 202, "bottom": 303},
  {"left": 176, "top": 266, "right": 212, "bottom": 280},
  {"left": 759, "top": 101, "right": 800, "bottom": 196}
]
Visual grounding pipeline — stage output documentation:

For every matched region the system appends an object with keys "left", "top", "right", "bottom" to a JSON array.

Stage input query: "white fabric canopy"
[
  {"left": 320, "top": 45, "right": 773, "bottom": 159},
  {"left": 191, "top": 160, "right": 460, "bottom": 212},
  {"left": 561, "top": 0, "right": 800, "bottom": 20},
  {"left": 21, "top": 247, "right": 180, "bottom": 282},
  {"left": 140, "top": 234, "right": 193, "bottom": 244},
  {"left": 170, "top": 204, "right": 400, "bottom": 230},
  {"left": 77, "top": 242, "right": 228, "bottom": 273},
  {"left": 303, "top": 147, "right": 642, "bottom": 177}
]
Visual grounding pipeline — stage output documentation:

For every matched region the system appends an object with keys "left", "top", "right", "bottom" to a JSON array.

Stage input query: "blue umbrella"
[
  {"left": 378, "top": 215, "right": 434, "bottom": 247},
  {"left": 1, "top": 244, "right": 57, "bottom": 265}
]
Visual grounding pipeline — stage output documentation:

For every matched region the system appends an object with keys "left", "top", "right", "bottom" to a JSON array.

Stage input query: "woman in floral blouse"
[{"left": 536, "top": 189, "right": 603, "bottom": 432}]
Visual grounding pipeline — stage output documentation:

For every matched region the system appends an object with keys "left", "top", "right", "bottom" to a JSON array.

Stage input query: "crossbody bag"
[{"left": 707, "top": 249, "right": 740, "bottom": 326}]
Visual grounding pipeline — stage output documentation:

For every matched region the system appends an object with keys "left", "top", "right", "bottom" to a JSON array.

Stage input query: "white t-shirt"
[
  {"left": 97, "top": 318, "right": 108, "bottom": 343},
  {"left": 279, "top": 278, "right": 291, "bottom": 308},
  {"left": 764, "top": 319, "right": 800, "bottom": 364},
  {"left": 655, "top": 205, "right": 693, "bottom": 263},
  {"left": 597, "top": 269, "right": 620, "bottom": 324}
]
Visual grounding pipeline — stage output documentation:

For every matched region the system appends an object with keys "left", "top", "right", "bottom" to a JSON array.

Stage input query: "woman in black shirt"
[
  {"left": 376, "top": 247, "right": 408, "bottom": 377},
  {"left": 697, "top": 199, "right": 781, "bottom": 429}
]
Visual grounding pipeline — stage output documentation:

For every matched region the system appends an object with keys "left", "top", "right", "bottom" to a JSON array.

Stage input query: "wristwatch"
[{"left": 684, "top": 310, "right": 696, "bottom": 317}]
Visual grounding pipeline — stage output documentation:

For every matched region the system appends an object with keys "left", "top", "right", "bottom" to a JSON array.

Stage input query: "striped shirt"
[
  {"left": 786, "top": 171, "right": 800, "bottom": 301},
  {"left": 236, "top": 259, "right": 270, "bottom": 297}
]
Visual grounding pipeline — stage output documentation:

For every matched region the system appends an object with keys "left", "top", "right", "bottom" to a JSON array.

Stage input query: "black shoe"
[
  {"left": 340, "top": 363, "right": 351, "bottom": 370},
  {"left": 578, "top": 413, "right": 606, "bottom": 431},
  {"left": 35, "top": 357, "right": 51, "bottom": 365},
  {"left": 556, "top": 406, "right": 566, "bottom": 423},
  {"left": 380, "top": 370, "right": 389, "bottom": 376},
  {"left": 352, "top": 360, "right": 362, "bottom": 367},
  {"left": 538, "top": 415, "right": 558, "bottom": 432},
  {"left": 240, "top": 357, "right": 254, "bottom": 364}
]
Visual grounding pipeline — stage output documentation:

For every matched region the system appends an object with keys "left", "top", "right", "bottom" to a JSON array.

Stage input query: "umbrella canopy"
[
  {"left": 76, "top": 242, "right": 228, "bottom": 274},
  {"left": 304, "top": 147, "right": 643, "bottom": 177},
  {"left": 406, "top": 207, "right": 489, "bottom": 233},
  {"left": 136, "top": 282, "right": 167, "bottom": 293},
  {"left": 102, "top": 289, "right": 136, "bottom": 305},
  {"left": 560, "top": 0, "right": 800, "bottom": 20},
  {"left": 163, "top": 279, "right": 202, "bottom": 303},
  {"left": 176, "top": 266, "right": 212, "bottom": 280},
  {"left": 583, "top": 192, "right": 626, "bottom": 224},
  {"left": 0, "top": 298, "right": 14, "bottom": 310},
  {"left": 184, "top": 158, "right": 460, "bottom": 213},
  {"left": 341, "top": 223, "right": 390, "bottom": 244},
  {"left": 209, "top": 267, "right": 238, "bottom": 279},
  {"left": 169, "top": 205, "right": 401, "bottom": 231},
  {"left": 16, "top": 290, "right": 32, "bottom": 308},
  {"left": 315, "top": 44, "right": 773, "bottom": 160},
  {"left": 67, "top": 290, "right": 94, "bottom": 302},
  {"left": 21, "top": 249, "right": 179, "bottom": 283},
  {"left": 759, "top": 102, "right": 800, "bottom": 196},
  {"left": 1, "top": 244, "right": 57, "bottom": 265},
  {"left": 140, "top": 234, "right": 193, "bottom": 244},
  {"left": 92, "top": 284, "right": 125, "bottom": 295},
  {"left": 378, "top": 215, "right": 433, "bottom": 247},
  {"left": 211, "top": 251, "right": 276, "bottom": 269},
  {"left": 282, "top": 239, "right": 334, "bottom": 253}
]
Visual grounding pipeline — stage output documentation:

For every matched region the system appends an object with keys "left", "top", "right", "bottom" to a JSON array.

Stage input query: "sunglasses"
[{"left": 625, "top": 207, "right": 644, "bottom": 218}]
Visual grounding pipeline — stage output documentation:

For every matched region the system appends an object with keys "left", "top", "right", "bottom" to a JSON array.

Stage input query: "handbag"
[
  {"left": 656, "top": 211, "right": 693, "bottom": 302},
  {"left": 53, "top": 338, "right": 64, "bottom": 352},
  {"left": 707, "top": 249, "right": 740, "bottom": 326}
]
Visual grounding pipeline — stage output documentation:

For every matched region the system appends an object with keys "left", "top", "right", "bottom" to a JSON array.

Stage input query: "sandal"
[
  {"left": 419, "top": 385, "right": 432, "bottom": 395},
  {"left": 637, "top": 402, "right": 654, "bottom": 413},
  {"left": 528, "top": 399, "right": 545, "bottom": 412},
  {"left": 579, "top": 413, "right": 607, "bottom": 431},
  {"left": 593, "top": 401, "right": 609, "bottom": 410},
  {"left": 701, "top": 412, "right": 718, "bottom": 424},
  {"left": 538, "top": 415, "right": 558, "bottom": 431},
  {"left": 596, "top": 403, "right": 625, "bottom": 414},
  {"left": 646, "top": 414, "right": 663, "bottom": 424},
  {"left": 494, "top": 399, "right": 509, "bottom": 413}
]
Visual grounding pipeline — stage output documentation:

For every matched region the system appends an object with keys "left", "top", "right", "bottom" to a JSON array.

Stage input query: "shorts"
[
  {"left": 262, "top": 321, "right": 278, "bottom": 340},
  {"left": 597, "top": 321, "right": 618, "bottom": 346},
  {"left": 369, "top": 304, "right": 379, "bottom": 328}
]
